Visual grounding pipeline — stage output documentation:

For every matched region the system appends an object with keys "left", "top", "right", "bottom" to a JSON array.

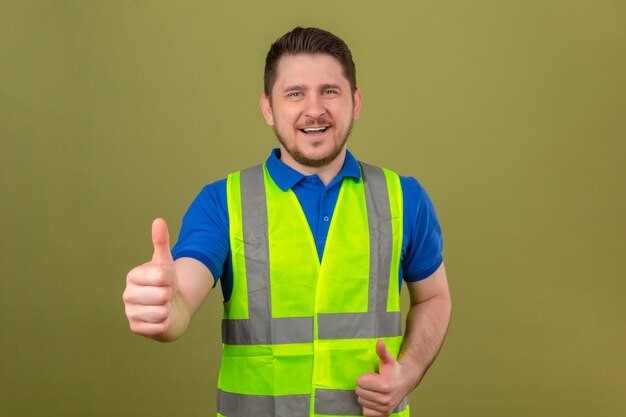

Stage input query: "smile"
[{"left": 299, "top": 127, "right": 329, "bottom": 134}]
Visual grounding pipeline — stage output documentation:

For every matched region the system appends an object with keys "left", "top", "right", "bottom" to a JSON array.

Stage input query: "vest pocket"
[{"left": 219, "top": 343, "right": 313, "bottom": 396}]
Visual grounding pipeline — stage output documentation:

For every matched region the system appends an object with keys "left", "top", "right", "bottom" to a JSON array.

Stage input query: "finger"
[
  {"left": 151, "top": 218, "right": 173, "bottom": 265},
  {"left": 128, "top": 320, "right": 168, "bottom": 337},
  {"left": 376, "top": 340, "right": 394, "bottom": 366},
  {"left": 356, "top": 384, "right": 388, "bottom": 400},
  {"left": 127, "top": 264, "right": 172, "bottom": 287},
  {"left": 125, "top": 304, "right": 170, "bottom": 324},
  {"left": 357, "top": 387, "right": 395, "bottom": 411},
  {"left": 362, "top": 406, "right": 387, "bottom": 417},
  {"left": 357, "top": 395, "right": 388, "bottom": 411},
  {"left": 357, "top": 372, "right": 389, "bottom": 393},
  {"left": 123, "top": 285, "right": 172, "bottom": 306}
]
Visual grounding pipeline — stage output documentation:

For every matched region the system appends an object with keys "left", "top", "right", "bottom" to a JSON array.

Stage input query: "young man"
[{"left": 123, "top": 27, "right": 451, "bottom": 417}]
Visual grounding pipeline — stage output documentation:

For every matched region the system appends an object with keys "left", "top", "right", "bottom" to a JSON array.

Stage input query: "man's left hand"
[{"left": 355, "top": 340, "right": 414, "bottom": 417}]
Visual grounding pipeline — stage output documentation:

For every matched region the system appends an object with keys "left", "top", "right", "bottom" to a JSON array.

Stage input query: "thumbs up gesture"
[
  {"left": 123, "top": 218, "right": 178, "bottom": 338},
  {"left": 355, "top": 340, "right": 412, "bottom": 417}
]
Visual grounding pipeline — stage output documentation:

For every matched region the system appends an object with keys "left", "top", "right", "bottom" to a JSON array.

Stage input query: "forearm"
[
  {"left": 398, "top": 292, "right": 452, "bottom": 390},
  {"left": 354, "top": 284, "right": 451, "bottom": 416}
]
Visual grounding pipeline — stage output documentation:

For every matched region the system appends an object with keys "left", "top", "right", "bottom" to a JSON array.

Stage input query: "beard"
[{"left": 273, "top": 118, "right": 354, "bottom": 168}]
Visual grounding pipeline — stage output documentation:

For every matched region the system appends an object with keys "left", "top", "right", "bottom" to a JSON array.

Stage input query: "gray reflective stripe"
[
  {"left": 315, "top": 389, "right": 409, "bottom": 416},
  {"left": 315, "top": 389, "right": 361, "bottom": 416},
  {"left": 360, "top": 163, "right": 393, "bottom": 315},
  {"left": 317, "top": 311, "right": 401, "bottom": 339},
  {"left": 317, "top": 164, "right": 400, "bottom": 340},
  {"left": 217, "top": 389, "right": 310, "bottom": 417},
  {"left": 239, "top": 165, "right": 271, "bottom": 322},
  {"left": 227, "top": 166, "right": 314, "bottom": 345},
  {"left": 222, "top": 316, "right": 313, "bottom": 344}
]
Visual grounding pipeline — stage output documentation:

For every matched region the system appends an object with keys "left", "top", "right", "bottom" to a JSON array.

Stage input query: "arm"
[
  {"left": 356, "top": 262, "right": 451, "bottom": 416},
  {"left": 398, "top": 262, "right": 452, "bottom": 387},
  {"left": 123, "top": 218, "right": 214, "bottom": 342}
]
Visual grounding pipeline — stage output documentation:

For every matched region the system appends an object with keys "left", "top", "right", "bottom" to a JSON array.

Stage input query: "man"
[{"left": 123, "top": 27, "right": 451, "bottom": 417}]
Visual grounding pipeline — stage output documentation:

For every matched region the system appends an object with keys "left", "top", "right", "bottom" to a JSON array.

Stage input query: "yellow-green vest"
[{"left": 218, "top": 162, "right": 409, "bottom": 417}]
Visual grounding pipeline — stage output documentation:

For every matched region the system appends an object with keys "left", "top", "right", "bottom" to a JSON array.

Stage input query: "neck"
[{"left": 279, "top": 147, "right": 347, "bottom": 186}]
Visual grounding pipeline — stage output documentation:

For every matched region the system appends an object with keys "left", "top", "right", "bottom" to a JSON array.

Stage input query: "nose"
[{"left": 303, "top": 94, "right": 326, "bottom": 119}]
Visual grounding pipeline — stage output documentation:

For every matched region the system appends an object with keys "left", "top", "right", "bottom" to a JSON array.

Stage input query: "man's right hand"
[{"left": 123, "top": 218, "right": 178, "bottom": 338}]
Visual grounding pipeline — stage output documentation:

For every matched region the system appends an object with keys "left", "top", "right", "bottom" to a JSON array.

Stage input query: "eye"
[
  {"left": 286, "top": 91, "right": 303, "bottom": 97},
  {"left": 322, "top": 89, "right": 338, "bottom": 95}
]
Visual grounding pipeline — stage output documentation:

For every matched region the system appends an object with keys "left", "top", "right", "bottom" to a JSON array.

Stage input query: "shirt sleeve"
[
  {"left": 400, "top": 176, "right": 444, "bottom": 282},
  {"left": 171, "top": 179, "right": 229, "bottom": 287}
]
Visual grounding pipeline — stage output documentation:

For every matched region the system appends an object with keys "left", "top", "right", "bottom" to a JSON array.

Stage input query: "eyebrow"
[
  {"left": 283, "top": 85, "right": 306, "bottom": 93},
  {"left": 282, "top": 84, "right": 343, "bottom": 93},
  {"left": 320, "top": 84, "right": 342, "bottom": 90}
]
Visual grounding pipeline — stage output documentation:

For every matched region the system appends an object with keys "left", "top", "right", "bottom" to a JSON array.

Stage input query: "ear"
[
  {"left": 352, "top": 88, "right": 363, "bottom": 120},
  {"left": 260, "top": 93, "right": 274, "bottom": 126}
]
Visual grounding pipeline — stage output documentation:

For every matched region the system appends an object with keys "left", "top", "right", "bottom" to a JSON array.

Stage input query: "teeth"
[{"left": 303, "top": 127, "right": 327, "bottom": 133}]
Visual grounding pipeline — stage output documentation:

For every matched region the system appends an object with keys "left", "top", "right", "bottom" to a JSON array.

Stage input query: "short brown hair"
[{"left": 264, "top": 27, "right": 357, "bottom": 98}]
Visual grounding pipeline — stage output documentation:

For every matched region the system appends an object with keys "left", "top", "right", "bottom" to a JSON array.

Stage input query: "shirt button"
[
  {"left": 310, "top": 178, "right": 318, "bottom": 184},
  {"left": 323, "top": 216, "right": 329, "bottom": 222}
]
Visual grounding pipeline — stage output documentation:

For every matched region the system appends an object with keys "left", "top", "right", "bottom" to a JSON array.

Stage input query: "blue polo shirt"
[{"left": 172, "top": 149, "right": 443, "bottom": 301}]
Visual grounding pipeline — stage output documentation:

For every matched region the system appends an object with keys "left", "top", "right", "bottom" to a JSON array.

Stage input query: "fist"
[
  {"left": 123, "top": 218, "right": 177, "bottom": 337},
  {"left": 356, "top": 340, "right": 408, "bottom": 417}
]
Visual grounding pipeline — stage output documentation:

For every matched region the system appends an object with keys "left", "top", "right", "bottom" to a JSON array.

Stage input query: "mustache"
[{"left": 302, "top": 115, "right": 332, "bottom": 127}]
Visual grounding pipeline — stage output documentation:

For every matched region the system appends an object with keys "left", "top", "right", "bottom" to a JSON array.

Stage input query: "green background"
[{"left": 1, "top": 1, "right": 624, "bottom": 416}]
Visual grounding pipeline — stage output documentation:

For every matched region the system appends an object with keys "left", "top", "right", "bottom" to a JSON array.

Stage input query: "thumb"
[
  {"left": 376, "top": 340, "right": 395, "bottom": 372},
  {"left": 151, "top": 218, "right": 174, "bottom": 265}
]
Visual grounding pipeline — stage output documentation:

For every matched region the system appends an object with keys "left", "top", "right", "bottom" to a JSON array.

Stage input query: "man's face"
[{"left": 260, "top": 53, "right": 362, "bottom": 168}]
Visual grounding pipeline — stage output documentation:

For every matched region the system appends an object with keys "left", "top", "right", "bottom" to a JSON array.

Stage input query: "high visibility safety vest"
[{"left": 218, "top": 162, "right": 409, "bottom": 417}]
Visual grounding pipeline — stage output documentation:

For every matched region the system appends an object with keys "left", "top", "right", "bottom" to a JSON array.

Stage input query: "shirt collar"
[{"left": 265, "top": 148, "right": 362, "bottom": 191}]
